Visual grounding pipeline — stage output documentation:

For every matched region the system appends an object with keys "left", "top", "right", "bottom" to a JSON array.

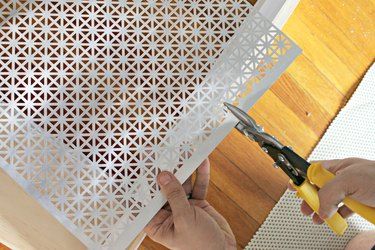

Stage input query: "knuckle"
[
  {"left": 167, "top": 187, "right": 183, "bottom": 200},
  {"left": 341, "top": 157, "right": 360, "bottom": 167},
  {"left": 332, "top": 174, "right": 351, "bottom": 193},
  {"left": 195, "top": 182, "right": 207, "bottom": 190},
  {"left": 318, "top": 189, "right": 331, "bottom": 206},
  {"left": 336, "top": 166, "right": 351, "bottom": 176},
  {"left": 200, "top": 200, "right": 210, "bottom": 207}
]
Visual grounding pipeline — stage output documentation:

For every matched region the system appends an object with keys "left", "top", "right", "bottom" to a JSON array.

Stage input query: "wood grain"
[
  {"left": 141, "top": 0, "right": 375, "bottom": 248},
  {"left": 0, "top": 243, "right": 10, "bottom": 250}
]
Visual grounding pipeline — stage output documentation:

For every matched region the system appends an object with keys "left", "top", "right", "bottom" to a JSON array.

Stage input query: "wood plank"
[
  {"left": 292, "top": 0, "right": 370, "bottom": 76},
  {"left": 251, "top": 90, "right": 319, "bottom": 152},
  {"left": 139, "top": 237, "right": 168, "bottom": 250},
  {"left": 284, "top": 10, "right": 358, "bottom": 95},
  {"left": 284, "top": 55, "right": 346, "bottom": 117},
  {"left": 314, "top": 0, "right": 375, "bottom": 57},
  {"left": 210, "top": 149, "right": 276, "bottom": 224},
  {"left": 271, "top": 74, "right": 332, "bottom": 137},
  {"left": 0, "top": 244, "right": 10, "bottom": 250},
  {"left": 217, "top": 130, "right": 289, "bottom": 201}
]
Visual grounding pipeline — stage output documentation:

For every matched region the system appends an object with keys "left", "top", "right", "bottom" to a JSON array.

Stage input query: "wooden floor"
[{"left": 141, "top": 0, "right": 375, "bottom": 249}]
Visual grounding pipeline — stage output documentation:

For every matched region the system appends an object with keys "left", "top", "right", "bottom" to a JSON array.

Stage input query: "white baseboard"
[{"left": 255, "top": 0, "right": 300, "bottom": 29}]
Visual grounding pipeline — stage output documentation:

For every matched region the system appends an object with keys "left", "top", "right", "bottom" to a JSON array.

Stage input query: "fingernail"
[{"left": 158, "top": 172, "right": 172, "bottom": 186}]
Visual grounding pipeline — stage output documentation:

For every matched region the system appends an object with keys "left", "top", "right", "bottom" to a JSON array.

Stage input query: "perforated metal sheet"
[
  {"left": 0, "top": 0, "right": 300, "bottom": 248},
  {"left": 246, "top": 63, "right": 375, "bottom": 250}
]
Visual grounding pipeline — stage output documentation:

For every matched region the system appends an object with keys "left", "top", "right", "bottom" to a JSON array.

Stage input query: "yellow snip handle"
[
  {"left": 290, "top": 180, "right": 348, "bottom": 235},
  {"left": 308, "top": 163, "right": 375, "bottom": 225}
]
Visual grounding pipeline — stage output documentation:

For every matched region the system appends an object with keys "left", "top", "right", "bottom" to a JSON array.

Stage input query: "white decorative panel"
[{"left": 0, "top": 0, "right": 300, "bottom": 248}]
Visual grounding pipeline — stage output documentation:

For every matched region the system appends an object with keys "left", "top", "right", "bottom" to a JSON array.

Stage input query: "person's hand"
[
  {"left": 291, "top": 158, "right": 375, "bottom": 224},
  {"left": 144, "top": 159, "right": 236, "bottom": 250}
]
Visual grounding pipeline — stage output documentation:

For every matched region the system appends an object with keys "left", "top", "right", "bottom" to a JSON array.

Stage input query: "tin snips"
[{"left": 224, "top": 102, "right": 375, "bottom": 235}]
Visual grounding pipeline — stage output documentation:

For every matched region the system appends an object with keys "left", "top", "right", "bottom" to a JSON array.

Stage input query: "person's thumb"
[
  {"left": 317, "top": 173, "right": 350, "bottom": 219},
  {"left": 158, "top": 171, "right": 191, "bottom": 222}
]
